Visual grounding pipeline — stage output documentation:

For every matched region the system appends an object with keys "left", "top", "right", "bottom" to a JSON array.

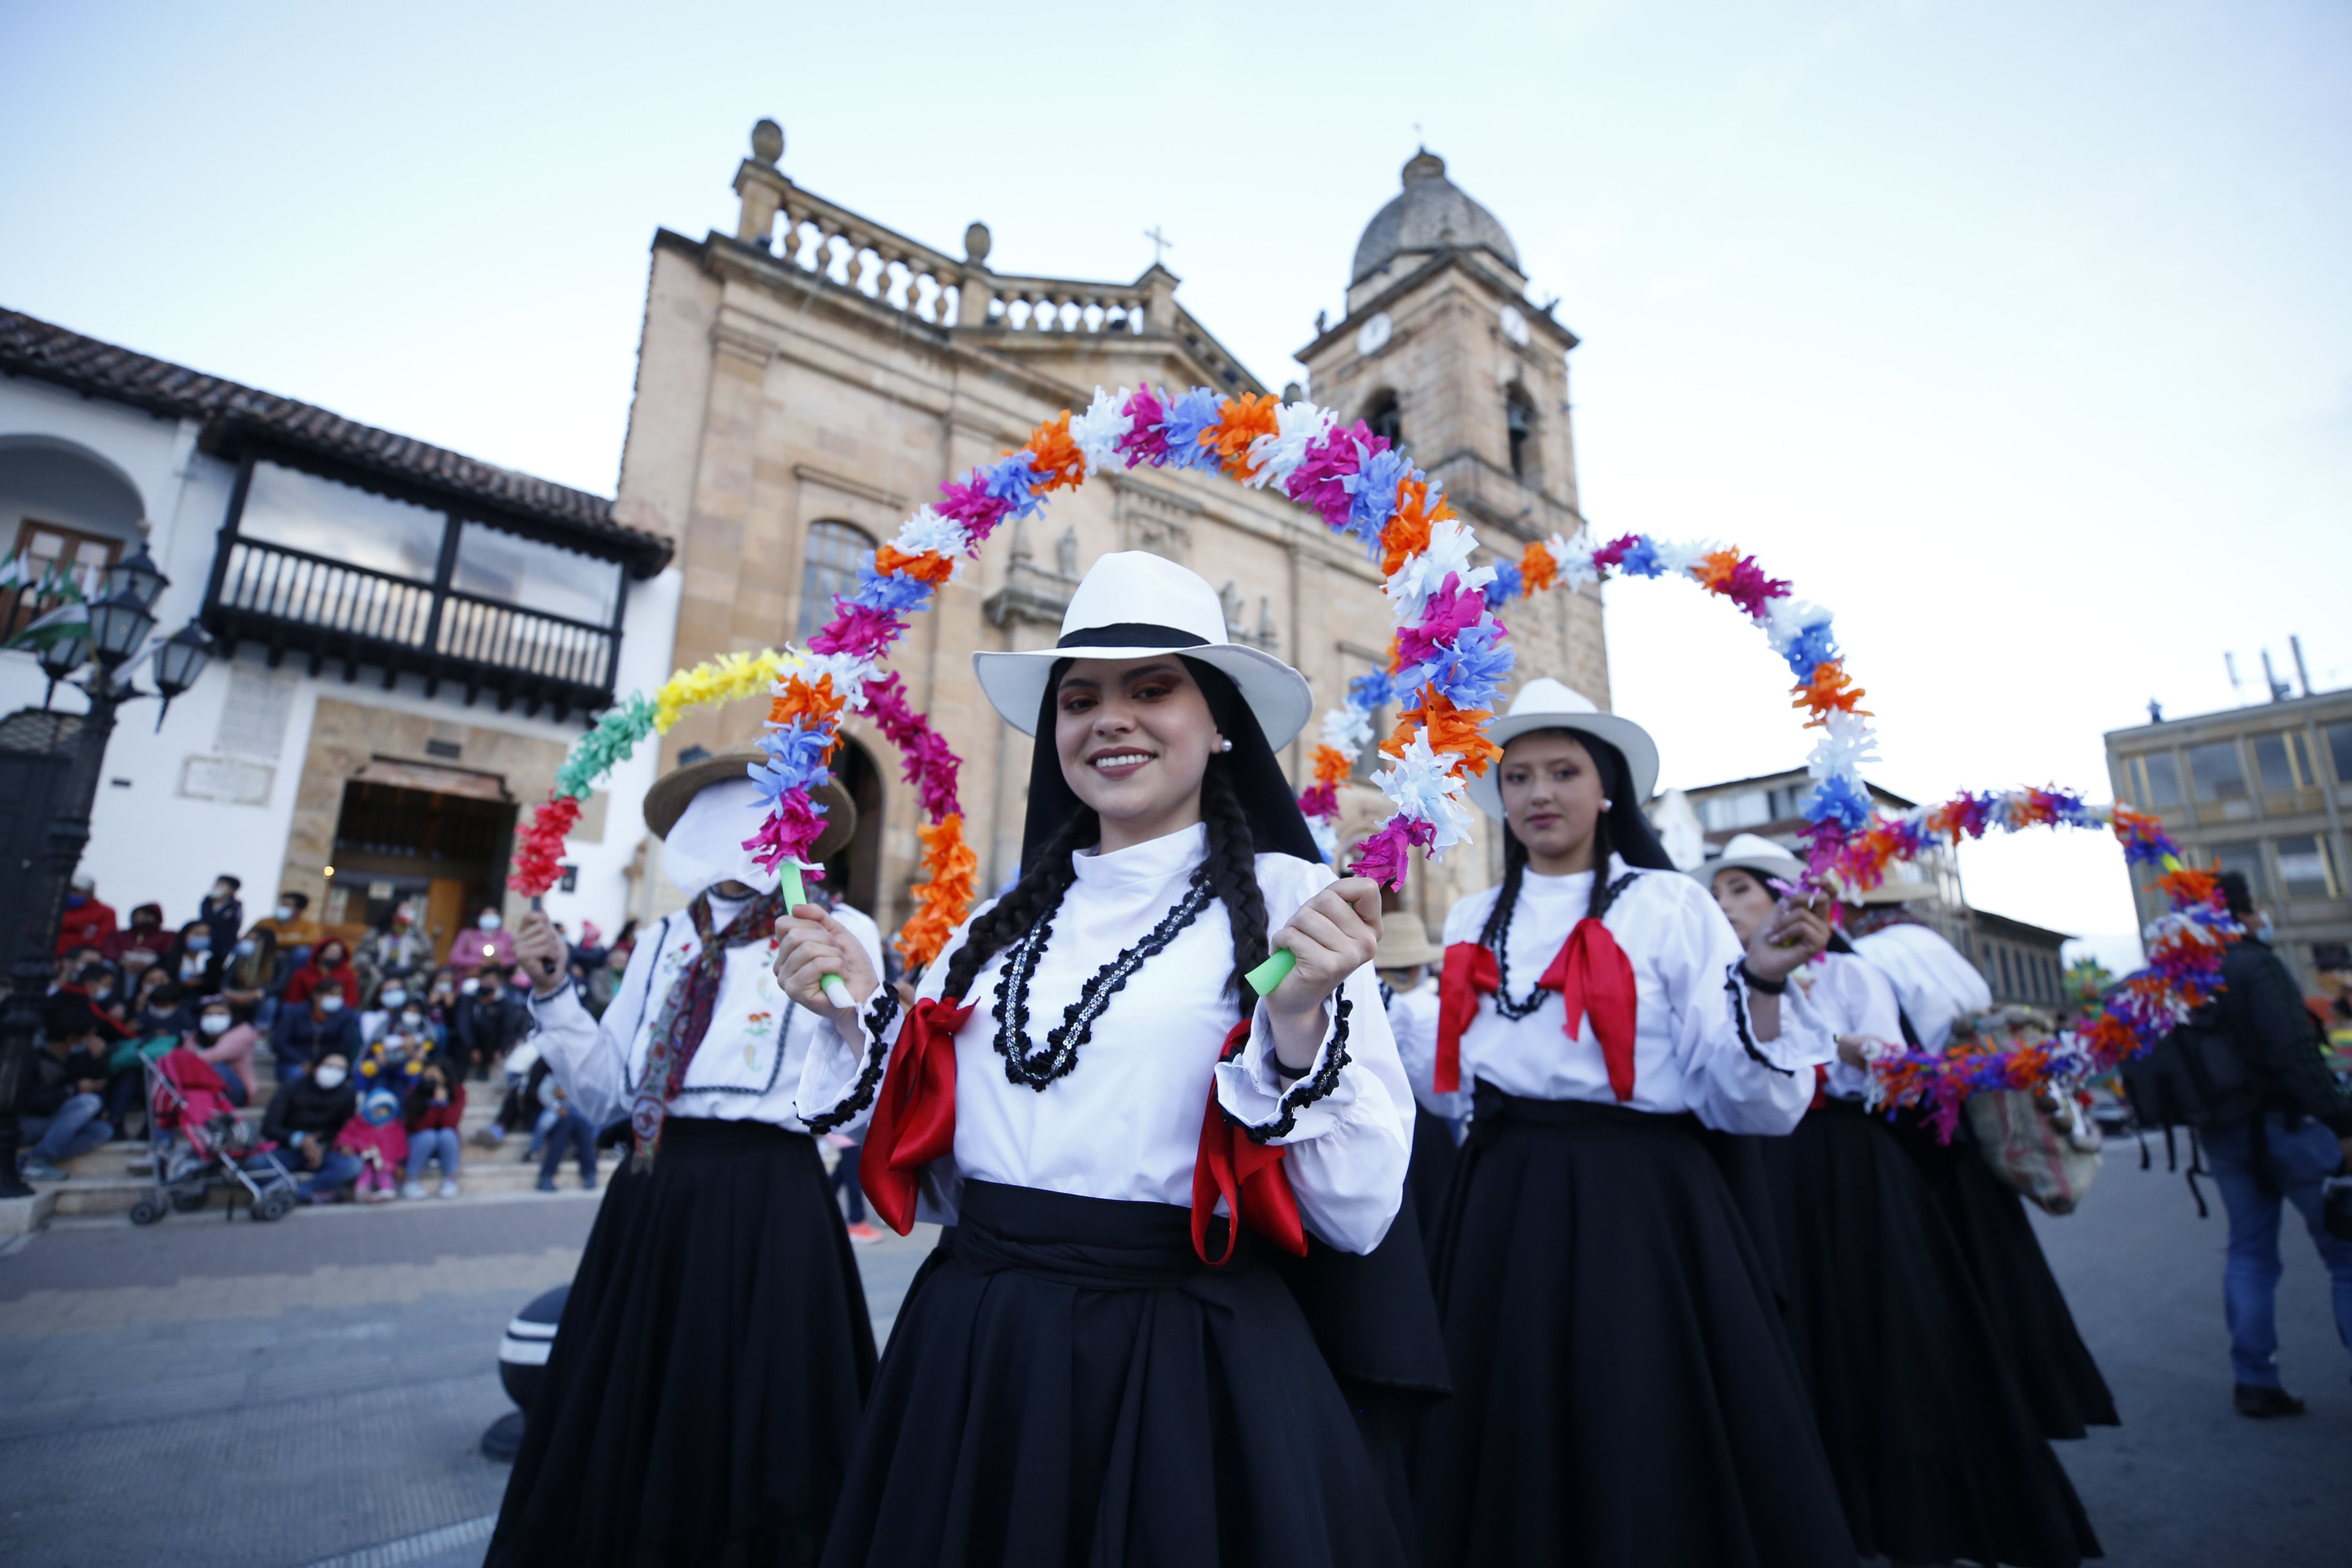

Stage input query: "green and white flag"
[{"left": 4, "top": 558, "right": 90, "bottom": 652}]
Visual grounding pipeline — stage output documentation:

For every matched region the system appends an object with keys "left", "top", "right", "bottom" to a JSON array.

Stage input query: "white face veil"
[{"left": 661, "top": 778, "right": 784, "bottom": 899}]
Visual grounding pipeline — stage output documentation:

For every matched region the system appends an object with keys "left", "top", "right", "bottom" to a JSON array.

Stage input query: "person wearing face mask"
[
  {"left": 187, "top": 996, "right": 260, "bottom": 1106},
  {"left": 359, "top": 905, "right": 434, "bottom": 992},
  {"left": 255, "top": 1051, "right": 361, "bottom": 1202},
  {"left": 249, "top": 890, "right": 322, "bottom": 955},
  {"left": 276, "top": 978, "right": 363, "bottom": 1086},
  {"left": 199, "top": 875, "right": 245, "bottom": 954},
  {"left": 132, "top": 971, "right": 192, "bottom": 1037},
  {"left": 1703, "top": 836, "right": 2100, "bottom": 1568},
  {"left": 167, "top": 921, "right": 222, "bottom": 995},
  {"left": 285, "top": 939, "right": 359, "bottom": 1010},
  {"left": 103, "top": 903, "right": 174, "bottom": 967},
  {"left": 54, "top": 873, "right": 117, "bottom": 956},
  {"left": 359, "top": 977, "right": 413, "bottom": 1047},
  {"left": 778, "top": 554, "right": 1430, "bottom": 1568},
  {"left": 1407, "top": 680, "right": 1850, "bottom": 1568},
  {"left": 485, "top": 738, "right": 884, "bottom": 1568},
  {"left": 450, "top": 905, "right": 516, "bottom": 977},
  {"left": 402, "top": 1059, "right": 467, "bottom": 1198}
]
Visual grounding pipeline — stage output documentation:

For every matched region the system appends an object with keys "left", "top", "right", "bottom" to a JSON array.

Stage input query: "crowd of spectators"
[{"left": 15, "top": 871, "right": 637, "bottom": 1204}]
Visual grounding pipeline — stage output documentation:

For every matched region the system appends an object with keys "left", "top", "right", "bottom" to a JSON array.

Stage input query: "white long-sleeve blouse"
[
  {"left": 1798, "top": 949, "right": 1907, "bottom": 1101},
  {"left": 529, "top": 895, "right": 884, "bottom": 1133},
  {"left": 1851, "top": 922, "right": 1992, "bottom": 1052},
  {"left": 795, "top": 822, "right": 1413, "bottom": 1255},
  {"left": 1440, "top": 855, "right": 1835, "bottom": 1135}
]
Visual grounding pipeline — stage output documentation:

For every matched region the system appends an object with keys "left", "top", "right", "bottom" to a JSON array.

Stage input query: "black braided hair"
[
  {"left": 1200, "top": 759, "right": 1269, "bottom": 1006},
  {"left": 939, "top": 808, "right": 1098, "bottom": 1003},
  {"left": 1478, "top": 826, "right": 1531, "bottom": 950},
  {"left": 1585, "top": 808, "right": 1617, "bottom": 921}
]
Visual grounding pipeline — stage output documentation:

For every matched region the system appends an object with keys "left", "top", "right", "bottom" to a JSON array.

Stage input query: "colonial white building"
[{"left": 0, "top": 310, "right": 679, "bottom": 959}]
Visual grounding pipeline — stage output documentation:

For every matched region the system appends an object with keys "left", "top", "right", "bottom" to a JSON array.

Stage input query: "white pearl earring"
[
  {"left": 1602, "top": 798, "right": 1615, "bottom": 811},
  {"left": 1218, "top": 738, "right": 1234, "bottom": 753}
]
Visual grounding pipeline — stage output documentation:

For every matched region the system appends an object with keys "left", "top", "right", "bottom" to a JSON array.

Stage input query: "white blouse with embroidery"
[
  {"left": 1439, "top": 855, "right": 1835, "bottom": 1135},
  {"left": 530, "top": 896, "right": 884, "bottom": 1133},
  {"left": 795, "top": 823, "right": 1413, "bottom": 1255},
  {"left": 1851, "top": 922, "right": 1992, "bottom": 1052}
]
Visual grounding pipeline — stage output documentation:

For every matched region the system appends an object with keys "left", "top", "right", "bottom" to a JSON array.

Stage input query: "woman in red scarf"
[{"left": 1408, "top": 678, "right": 1851, "bottom": 1568}]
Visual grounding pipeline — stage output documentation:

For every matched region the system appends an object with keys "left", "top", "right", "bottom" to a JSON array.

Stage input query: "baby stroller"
[{"left": 129, "top": 1048, "right": 298, "bottom": 1225}]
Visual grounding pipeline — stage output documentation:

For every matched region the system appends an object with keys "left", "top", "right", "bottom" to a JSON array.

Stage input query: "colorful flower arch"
[{"left": 1306, "top": 525, "right": 2235, "bottom": 1120}]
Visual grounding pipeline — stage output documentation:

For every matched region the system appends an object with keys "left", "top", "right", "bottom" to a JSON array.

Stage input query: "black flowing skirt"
[
  {"left": 487, "top": 1118, "right": 878, "bottom": 1568},
  {"left": 1890, "top": 1109, "right": 2120, "bottom": 1439},
  {"left": 1411, "top": 1086, "right": 1853, "bottom": 1568},
  {"left": 1405, "top": 1106, "right": 1460, "bottom": 1257},
  {"left": 1765, "top": 1099, "right": 2101, "bottom": 1567},
  {"left": 820, "top": 1179, "right": 1411, "bottom": 1568}
]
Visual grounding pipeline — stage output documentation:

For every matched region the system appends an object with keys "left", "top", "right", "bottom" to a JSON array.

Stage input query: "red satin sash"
[
  {"left": 1192, "top": 1019, "right": 1307, "bottom": 1266},
  {"left": 859, "top": 995, "right": 972, "bottom": 1235},
  {"left": 1435, "top": 923, "right": 1641, "bottom": 1103},
  {"left": 858, "top": 1000, "right": 1307, "bottom": 1263}
]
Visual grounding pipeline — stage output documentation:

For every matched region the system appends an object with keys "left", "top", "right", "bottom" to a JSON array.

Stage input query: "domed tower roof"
[{"left": 1350, "top": 150, "right": 1520, "bottom": 287}]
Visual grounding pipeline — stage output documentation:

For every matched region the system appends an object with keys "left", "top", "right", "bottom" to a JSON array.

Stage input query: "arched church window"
[
  {"left": 1362, "top": 390, "right": 1402, "bottom": 449},
  {"left": 798, "top": 519, "right": 877, "bottom": 640},
  {"left": 1505, "top": 384, "right": 1536, "bottom": 480}
]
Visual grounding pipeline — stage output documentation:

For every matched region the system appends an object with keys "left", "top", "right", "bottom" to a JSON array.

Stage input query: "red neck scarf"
[
  {"left": 1436, "top": 884, "right": 1642, "bottom": 1101},
  {"left": 860, "top": 999, "right": 1306, "bottom": 1265}
]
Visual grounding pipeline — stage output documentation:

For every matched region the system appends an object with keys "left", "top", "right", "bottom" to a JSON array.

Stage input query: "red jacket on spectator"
[
  {"left": 405, "top": 1078, "right": 466, "bottom": 1132},
  {"left": 284, "top": 942, "right": 359, "bottom": 1007},
  {"left": 56, "top": 895, "right": 116, "bottom": 956},
  {"left": 103, "top": 905, "right": 175, "bottom": 963}
]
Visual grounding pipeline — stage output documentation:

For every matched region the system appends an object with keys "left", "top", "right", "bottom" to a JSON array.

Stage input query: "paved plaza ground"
[{"left": 0, "top": 1145, "right": 2344, "bottom": 1568}]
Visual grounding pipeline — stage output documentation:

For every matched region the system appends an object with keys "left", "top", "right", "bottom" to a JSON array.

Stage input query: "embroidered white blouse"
[
  {"left": 1797, "top": 950, "right": 1907, "bottom": 1101},
  {"left": 1439, "top": 855, "right": 1835, "bottom": 1135},
  {"left": 530, "top": 896, "right": 884, "bottom": 1133},
  {"left": 795, "top": 823, "right": 1413, "bottom": 1255},
  {"left": 1851, "top": 922, "right": 1991, "bottom": 1052}
]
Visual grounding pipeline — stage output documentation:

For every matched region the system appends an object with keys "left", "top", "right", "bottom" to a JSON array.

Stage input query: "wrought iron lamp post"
[{"left": 0, "top": 551, "right": 213, "bottom": 1200}]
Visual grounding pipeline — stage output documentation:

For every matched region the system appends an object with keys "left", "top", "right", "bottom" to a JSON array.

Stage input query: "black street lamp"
[{"left": 0, "top": 555, "right": 213, "bottom": 1201}]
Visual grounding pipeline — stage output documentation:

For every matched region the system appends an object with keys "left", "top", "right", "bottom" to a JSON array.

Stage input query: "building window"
[
  {"left": 1505, "top": 384, "right": 1535, "bottom": 479},
  {"left": 2275, "top": 836, "right": 2338, "bottom": 901},
  {"left": 1362, "top": 390, "right": 1402, "bottom": 448},
  {"left": 2125, "top": 751, "right": 2182, "bottom": 809},
  {"left": 797, "top": 520, "right": 876, "bottom": 641},
  {"left": 5, "top": 518, "right": 119, "bottom": 639},
  {"left": 236, "top": 462, "right": 446, "bottom": 582},
  {"left": 2186, "top": 740, "right": 2247, "bottom": 802},
  {"left": 2322, "top": 722, "right": 2352, "bottom": 789},
  {"left": 452, "top": 521, "right": 620, "bottom": 626},
  {"left": 2251, "top": 731, "right": 2317, "bottom": 795}
]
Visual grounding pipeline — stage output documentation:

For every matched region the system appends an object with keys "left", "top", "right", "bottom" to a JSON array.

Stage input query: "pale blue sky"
[{"left": 5, "top": 0, "right": 2347, "bottom": 965}]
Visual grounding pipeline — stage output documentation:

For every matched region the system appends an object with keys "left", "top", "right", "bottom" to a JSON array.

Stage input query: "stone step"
[
  {"left": 38, "top": 1150, "right": 593, "bottom": 1217},
  {"left": 59, "top": 1104, "right": 509, "bottom": 1180}
]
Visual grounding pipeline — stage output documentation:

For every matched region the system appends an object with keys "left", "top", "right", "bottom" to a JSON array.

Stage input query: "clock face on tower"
[
  {"left": 1355, "top": 311, "right": 1393, "bottom": 357},
  {"left": 1498, "top": 304, "right": 1531, "bottom": 347}
]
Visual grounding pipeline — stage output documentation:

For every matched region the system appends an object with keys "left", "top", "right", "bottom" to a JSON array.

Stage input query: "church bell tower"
[{"left": 1296, "top": 151, "right": 1608, "bottom": 708}]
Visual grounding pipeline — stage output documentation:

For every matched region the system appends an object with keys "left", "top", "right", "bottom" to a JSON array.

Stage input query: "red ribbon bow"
[
  {"left": 860, "top": 995, "right": 972, "bottom": 1236},
  {"left": 1192, "top": 1020, "right": 1307, "bottom": 1266},
  {"left": 1434, "top": 923, "right": 1641, "bottom": 1102}
]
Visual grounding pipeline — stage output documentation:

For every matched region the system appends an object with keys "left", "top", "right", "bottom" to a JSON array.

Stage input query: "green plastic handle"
[
  {"left": 777, "top": 863, "right": 854, "bottom": 1009},
  {"left": 1244, "top": 948, "right": 1296, "bottom": 998}
]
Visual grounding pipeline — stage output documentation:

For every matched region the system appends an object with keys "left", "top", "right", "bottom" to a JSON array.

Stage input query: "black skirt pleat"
[
  {"left": 1890, "top": 1109, "right": 2120, "bottom": 1438},
  {"left": 487, "top": 1119, "right": 877, "bottom": 1568},
  {"left": 1405, "top": 1106, "right": 1459, "bottom": 1247},
  {"left": 819, "top": 1179, "right": 1410, "bottom": 1568},
  {"left": 1411, "top": 1086, "right": 1853, "bottom": 1568},
  {"left": 1765, "top": 1100, "right": 2101, "bottom": 1566}
]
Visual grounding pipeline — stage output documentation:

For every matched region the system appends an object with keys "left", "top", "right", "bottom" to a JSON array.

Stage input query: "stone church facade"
[{"left": 615, "top": 120, "right": 1608, "bottom": 939}]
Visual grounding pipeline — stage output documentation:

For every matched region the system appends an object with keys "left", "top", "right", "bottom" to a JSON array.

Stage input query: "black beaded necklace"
[
  {"left": 991, "top": 865, "right": 1218, "bottom": 1090},
  {"left": 1485, "top": 868, "right": 1642, "bottom": 1020}
]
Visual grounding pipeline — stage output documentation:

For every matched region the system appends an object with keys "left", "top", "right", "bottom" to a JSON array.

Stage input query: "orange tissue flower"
[
  {"left": 1695, "top": 549, "right": 1743, "bottom": 589},
  {"left": 1520, "top": 541, "right": 1558, "bottom": 597},
  {"left": 1387, "top": 690, "right": 1503, "bottom": 777},
  {"left": 1024, "top": 412, "right": 1088, "bottom": 492},
  {"left": 1312, "top": 744, "right": 1352, "bottom": 787},
  {"left": 897, "top": 813, "right": 979, "bottom": 967},
  {"left": 768, "top": 674, "right": 847, "bottom": 756},
  {"left": 1791, "top": 661, "right": 1870, "bottom": 727},
  {"left": 1205, "top": 392, "right": 1282, "bottom": 479},
  {"left": 874, "top": 545, "right": 954, "bottom": 585}
]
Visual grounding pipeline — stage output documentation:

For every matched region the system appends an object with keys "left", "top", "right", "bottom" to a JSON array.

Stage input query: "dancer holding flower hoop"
[
  {"left": 1410, "top": 678, "right": 1853, "bottom": 1568},
  {"left": 779, "top": 553, "right": 1430, "bottom": 1568}
]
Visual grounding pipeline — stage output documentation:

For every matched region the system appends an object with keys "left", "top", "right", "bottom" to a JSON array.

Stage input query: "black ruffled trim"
[
  {"left": 1240, "top": 995, "right": 1353, "bottom": 1145},
  {"left": 803, "top": 987, "right": 902, "bottom": 1135},
  {"left": 993, "top": 867, "right": 1216, "bottom": 1090},
  {"left": 1723, "top": 961, "right": 1794, "bottom": 1077}
]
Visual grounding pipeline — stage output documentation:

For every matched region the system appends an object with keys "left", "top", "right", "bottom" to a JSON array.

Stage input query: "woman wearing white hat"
[
  {"left": 1705, "top": 836, "right": 2101, "bottom": 1568},
  {"left": 777, "top": 552, "right": 1433, "bottom": 1567},
  {"left": 492, "top": 761, "right": 884, "bottom": 1568},
  {"left": 1408, "top": 678, "right": 1852, "bottom": 1568}
]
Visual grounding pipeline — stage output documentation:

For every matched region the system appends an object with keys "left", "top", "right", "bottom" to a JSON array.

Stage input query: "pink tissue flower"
[
  {"left": 1393, "top": 574, "right": 1487, "bottom": 669},
  {"left": 1350, "top": 814, "right": 1436, "bottom": 890}
]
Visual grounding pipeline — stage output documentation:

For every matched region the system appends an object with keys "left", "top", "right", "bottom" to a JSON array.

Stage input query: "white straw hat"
[
  {"left": 1695, "top": 831, "right": 1804, "bottom": 889},
  {"left": 973, "top": 551, "right": 1314, "bottom": 745},
  {"left": 1466, "top": 677, "right": 1661, "bottom": 820}
]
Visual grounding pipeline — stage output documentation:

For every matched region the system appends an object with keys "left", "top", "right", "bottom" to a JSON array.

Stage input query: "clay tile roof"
[{"left": 0, "top": 306, "right": 671, "bottom": 576}]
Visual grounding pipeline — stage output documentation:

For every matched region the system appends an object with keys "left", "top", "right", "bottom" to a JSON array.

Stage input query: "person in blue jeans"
[
  {"left": 17, "top": 1018, "right": 117, "bottom": 1181},
  {"left": 2203, "top": 873, "right": 2352, "bottom": 1417},
  {"left": 253, "top": 1053, "right": 361, "bottom": 1202}
]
